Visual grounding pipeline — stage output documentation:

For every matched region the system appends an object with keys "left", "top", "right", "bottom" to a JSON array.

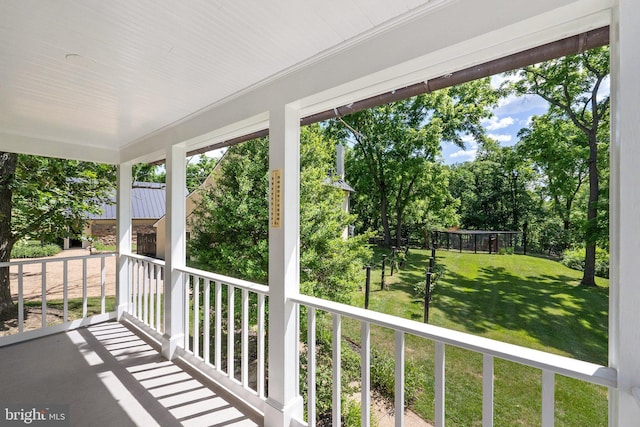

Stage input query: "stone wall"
[{"left": 90, "top": 219, "right": 157, "bottom": 246}]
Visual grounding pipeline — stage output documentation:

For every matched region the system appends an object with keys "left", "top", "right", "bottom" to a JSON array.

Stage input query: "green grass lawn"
[{"left": 345, "top": 248, "right": 609, "bottom": 426}]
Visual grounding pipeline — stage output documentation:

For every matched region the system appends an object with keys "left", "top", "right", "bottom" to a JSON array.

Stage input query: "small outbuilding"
[{"left": 64, "top": 182, "right": 168, "bottom": 251}]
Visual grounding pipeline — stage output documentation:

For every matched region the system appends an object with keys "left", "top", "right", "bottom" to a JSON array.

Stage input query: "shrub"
[
  {"left": 11, "top": 241, "right": 62, "bottom": 258},
  {"left": 561, "top": 246, "right": 609, "bottom": 278},
  {"left": 370, "top": 347, "right": 420, "bottom": 407}
]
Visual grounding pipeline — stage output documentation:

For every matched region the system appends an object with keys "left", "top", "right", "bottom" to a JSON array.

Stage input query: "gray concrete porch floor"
[{"left": 0, "top": 321, "right": 263, "bottom": 427}]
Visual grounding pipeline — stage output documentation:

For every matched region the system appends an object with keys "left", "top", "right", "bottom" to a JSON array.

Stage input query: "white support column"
[
  {"left": 116, "top": 163, "right": 132, "bottom": 320},
  {"left": 610, "top": 2, "right": 640, "bottom": 425},
  {"left": 162, "top": 144, "right": 187, "bottom": 360},
  {"left": 265, "top": 104, "right": 304, "bottom": 427}
]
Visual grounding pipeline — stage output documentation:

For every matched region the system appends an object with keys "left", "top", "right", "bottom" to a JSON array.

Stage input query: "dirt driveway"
[{"left": 9, "top": 248, "right": 117, "bottom": 301}]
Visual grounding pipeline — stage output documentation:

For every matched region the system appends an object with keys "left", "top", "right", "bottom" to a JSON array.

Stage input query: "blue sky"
[
  {"left": 441, "top": 75, "right": 549, "bottom": 165},
  {"left": 442, "top": 73, "right": 611, "bottom": 165}
]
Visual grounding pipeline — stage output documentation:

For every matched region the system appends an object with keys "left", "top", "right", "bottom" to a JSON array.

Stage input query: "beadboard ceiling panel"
[{"left": 0, "top": 0, "right": 438, "bottom": 156}]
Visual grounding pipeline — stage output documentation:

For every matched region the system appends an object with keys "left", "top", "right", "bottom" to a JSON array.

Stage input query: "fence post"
[
  {"left": 381, "top": 255, "right": 387, "bottom": 290},
  {"left": 424, "top": 256, "right": 436, "bottom": 323},
  {"left": 424, "top": 265, "right": 432, "bottom": 323},
  {"left": 364, "top": 266, "right": 371, "bottom": 309}
]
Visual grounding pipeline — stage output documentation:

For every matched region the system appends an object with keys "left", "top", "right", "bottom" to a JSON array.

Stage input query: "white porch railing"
[
  {"left": 125, "top": 253, "right": 165, "bottom": 334},
  {"left": 0, "top": 252, "right": 117, "bottom": 346},
  {"left": 51, "top": 254, "right": 615, "bottom": 426},
  {"left": 120, "top": 257, "right": 269, "bottom": 412},
  {"left": 291, "top": 293, "right": 617, "bottom": 427},
  {"left": 177, "top": 265, "right": 268, "bottom": 411},
  {"left": 0, "top": 252, "right": 620, "bottom": 425}
]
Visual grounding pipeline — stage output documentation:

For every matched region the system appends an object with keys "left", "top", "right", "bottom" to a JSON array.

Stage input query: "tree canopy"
[
  {"left": 334, "top": 79, "right": 499, "bottom": 247},
  {"left": 517, "top": 114, "right": 589, "bottom": 238},
  {"left": 0, "top": 153, "right": 115, "bottom": 316},
  {"left": 449, "top": 139, "right": 537, "bottom": 234},
  {"left": 188, "top": 125, "right": 371, "bottom": 302},
  {"left": 505, "top": 46, "right": 609, "bottom": 286},
  {"left": 133, "top": 155, "right": 218, "bottom": 193}
]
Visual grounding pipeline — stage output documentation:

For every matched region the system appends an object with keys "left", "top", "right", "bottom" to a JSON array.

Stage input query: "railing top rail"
[
  {"left": 177, "top": 265, "right": 269, "bottom": 295},
  {"left": 123, "top": 253, "right": 166, "bottom": 266},
  {"left": 0, "top": 251, "right": 117, "bottom": 267},
  {"left": 292, "top": 293, "right": 617, "bottom": 389}
]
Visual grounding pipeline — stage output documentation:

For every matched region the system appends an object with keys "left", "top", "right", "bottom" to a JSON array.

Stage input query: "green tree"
[
  {"left": 298, "top": 128, "right": 372, "bottom": 301},
  {"left": 0, "top": 153, "right": 18, "bottom": 317},
  {"left": 449, "top": 140, "right": 536, "bottom": 233},
  {"left": 403, "top": 163, "right": 460, "bottom": 247},
  {"left": 506, "top": 46, "right": 609, "bottom": 286},
  {"left": 0, "top": 153, "right": 115, "bottom": 316},
  {"left": 517, "top": 113, "right": 589, "bottom": 242},
  {"left": 188, "top": 140, "right": 269, "bottom": 283},
  {"left": 132, "top": 155, "right": 217, "bottom": 193},
  {"left": 132, "top": 163, "right": 165, "bottom": 184},
  {"left": 186, "top": 155, "right": 218, "bottom": 193},
  {"left": 334, "top": 79, "right": 499, "bottom": 247},
  {"left": 188, "top": 125, "right": 371, "bottom": 301}
]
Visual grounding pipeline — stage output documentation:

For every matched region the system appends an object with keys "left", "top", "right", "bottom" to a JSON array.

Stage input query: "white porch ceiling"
[
  {"left": 0, "top": 0, "right": 439, "bottom": 159},
  {"left": 0, "top": 0, "right": 612, "bottom": 164}
]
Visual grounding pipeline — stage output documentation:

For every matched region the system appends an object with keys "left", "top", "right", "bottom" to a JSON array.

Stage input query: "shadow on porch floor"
[{"left": 0, "top": 321, "right": 263, "bottom": 427}]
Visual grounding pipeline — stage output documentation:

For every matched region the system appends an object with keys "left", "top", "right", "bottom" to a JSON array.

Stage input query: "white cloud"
[
  {"left": 450, "top": 148, "right": 478, "bottom": 161},
  {"left": 488, "top": 133, "right": 512, "bottom": 143},
  {"left": 598, "top": 75, "right": 610, "bottom": 99},
  {"left": 494, "top": 93, "right": 548, "bottom": 116},
  {"left": 205, "top": 147, "right": 226, "bottom": 159},
  {"left": 490, "top": 73, "right": 519, "bottom": 88},
  {"left": 483, "top": 116, "right": 514, "bottom": 130},
  {"left": 448, "top": 138, "right": 478, "bottom": 162},
  {"left": 460, "top": 134, "right": 476, "bottom": 144}
]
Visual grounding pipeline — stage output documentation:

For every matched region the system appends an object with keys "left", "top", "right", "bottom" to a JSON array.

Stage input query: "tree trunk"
[
  {"left": 510, "top": 173, "right": 519, "bottom": 230},
  {"left": 395, "top": 208, "right": 403, "bottom": 248},
  {"left": 580, "top": 135, "right": 599, "bottom": 287},
  {"left": 0, "top": 152, "right": 18, "bottom": 317},
  {"left": 380, "top": 191, "right": 392, "bottom": 247},
  {"left": 563, "top": 198, "right": 571, "bottom": 231}
]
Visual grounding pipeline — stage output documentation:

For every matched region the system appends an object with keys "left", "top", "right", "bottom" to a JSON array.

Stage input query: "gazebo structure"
[{"left": 435, "top": 230, "right": 522, "bottom": 254}]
